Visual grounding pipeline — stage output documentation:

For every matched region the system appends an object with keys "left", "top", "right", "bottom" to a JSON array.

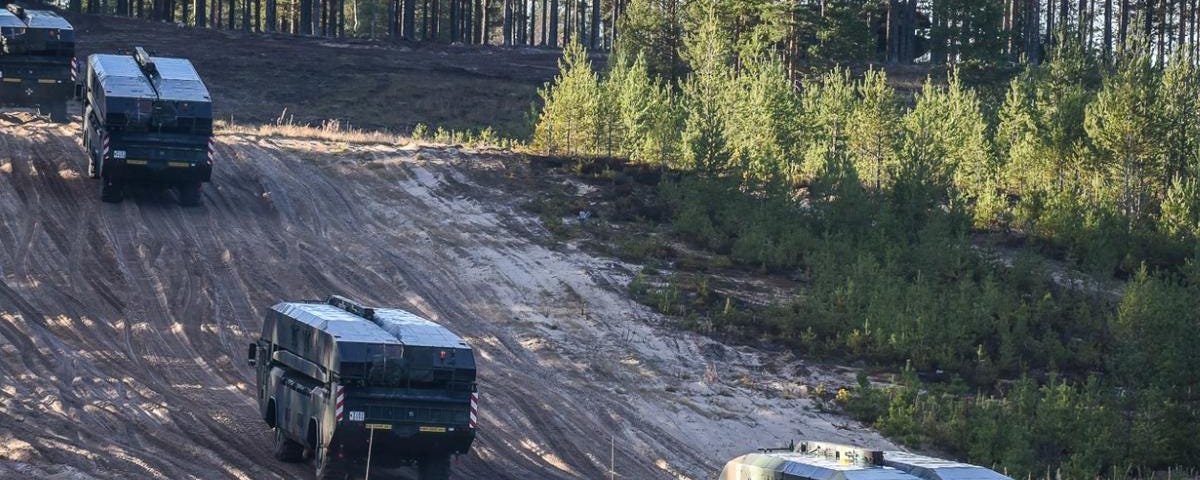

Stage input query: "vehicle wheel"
[
  {"left": 315, "top": 447, "right": 348, "bottom": 480},
  {"left": 178, "top": 182, "right": 202, "bottom": 207},
  {"left": 100, "top": 180, "right": 123, "bottom": 203},
  {"left": 272, "top": 427, "right": 304, "bottom": 463},
  {"left": 87, "top": 152, "right": 99, "bottom": 179},
  {"left": 417, "top": 454, "right": 451, "bottom": 480},
  {"left": 46, "top": 102, "right": 69, "bottom": 124}
]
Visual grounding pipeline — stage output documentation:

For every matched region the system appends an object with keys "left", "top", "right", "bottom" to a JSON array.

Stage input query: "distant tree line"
[
  {"left": 60, "top": 0, "right": 1200, "bottom": 70},
  {"left": 60, "top": 0, "right": 621, "bottom": 48}
]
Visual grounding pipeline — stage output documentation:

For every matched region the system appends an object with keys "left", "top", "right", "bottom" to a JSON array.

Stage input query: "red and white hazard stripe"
[
  {"left": 70, "top": 57, "right": 78, "bottom": 82},
  {"left": 334, "top": 385, "right": 345, "bottom": 422},
  {"left": 207, "top": 137, "right": 216, "bottom": 164},
  {"left": 468, "top": 392, "right": 478, "bottom": 429},
  {"left": 101, "top": 133, "right": 110, "bottom": 160}
]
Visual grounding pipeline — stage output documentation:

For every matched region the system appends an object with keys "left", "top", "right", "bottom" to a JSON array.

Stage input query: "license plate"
[
  {"left": 419, "top": 426, "right": 446, "bottom": 433},
  {"left": 167, "top": 162, "right": 191, "bottom": 168},
  {"left": 365, "top": 423, "right": 392, "bottom": 430}
]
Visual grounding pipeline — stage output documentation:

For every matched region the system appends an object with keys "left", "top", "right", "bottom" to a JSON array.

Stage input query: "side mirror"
[{"left": 247, "top": 343, "right": 257, "bottom": 366}]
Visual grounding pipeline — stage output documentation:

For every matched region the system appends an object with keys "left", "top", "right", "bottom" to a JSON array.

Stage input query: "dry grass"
[
  {"left": 216, "top": 112, "right": 415, "bottom": 146},
  {"left": 217, "top": 110, "right": 520, "bottom": 152}
]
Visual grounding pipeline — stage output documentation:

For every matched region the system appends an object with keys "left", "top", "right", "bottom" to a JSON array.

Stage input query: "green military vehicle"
[
  {"left": 0, "top": 3, "right": 75, "bottom": 122},
  {"left": 81, "top": 47, "right": 214, "bottom": 205},
  {"left": 249, "top": 296, "right": 478, "bottom": 480},
  {"left": 719, "top": 441, "right": 1013, "bottom": 480}
]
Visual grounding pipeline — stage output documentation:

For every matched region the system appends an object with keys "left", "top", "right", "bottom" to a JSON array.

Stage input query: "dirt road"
[{"left": 0, "top": 115, "right": 891, "bottom": 479}]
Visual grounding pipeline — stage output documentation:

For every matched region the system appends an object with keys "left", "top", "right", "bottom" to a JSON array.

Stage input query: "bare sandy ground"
[{"left": 0, "top": 115, "right": 891, "bottom": 479}]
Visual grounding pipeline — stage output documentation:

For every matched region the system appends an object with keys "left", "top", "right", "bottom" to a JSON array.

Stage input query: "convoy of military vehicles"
[{"left": 0, "top": 3, "right": 1023, "bottom": 479}]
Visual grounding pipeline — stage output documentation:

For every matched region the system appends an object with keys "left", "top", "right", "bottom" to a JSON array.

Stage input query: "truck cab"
[{"left": 250, "top": 296, "right": 477, "bottom": 480}]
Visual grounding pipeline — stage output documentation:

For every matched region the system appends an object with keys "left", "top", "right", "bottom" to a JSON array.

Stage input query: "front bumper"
[
  {"left": 0, "top": 76, "right": 72, "bottom": 109},
  {"left": 327, "top": 422, "right": 475, "bottom": 467},
  {"left": 104, "top": 159, "right": 213, "bottom": 184}
]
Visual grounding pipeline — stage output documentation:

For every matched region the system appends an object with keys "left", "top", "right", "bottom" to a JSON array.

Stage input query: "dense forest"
[
  {"left": 54, "top": 0, "right": 1200, "bottom": 68},
  {"left": 530, "top": 0, "right": 1199, "bottom": 479}
]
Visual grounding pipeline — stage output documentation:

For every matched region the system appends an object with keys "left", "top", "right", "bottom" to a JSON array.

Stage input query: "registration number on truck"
[{"left": 348, "top": 411, "right": 364, "bottom": 422}]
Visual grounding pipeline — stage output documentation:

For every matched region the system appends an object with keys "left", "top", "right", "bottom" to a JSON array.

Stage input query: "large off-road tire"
[
  {"left": 272, "top": 427, "right": 304, "bottom": 463},
  {"left": 82, "top": 113, "right": 99, "bottom": 179},
  {"left": 46, "top": 101, "right": 69, "bottom": 124},
  {"left": 178, "top": 182, "right": 202, "bottom": 207},
  {"left": 100, "top": 180, "right": 123, "bottom": 203},
  {"left": 87, "top": 151, "right": 99, "bottom": 179},
  {"left": 417, "top": 454, "right": 451, "bottom": 480},
  {"left": 314, "top": 447, "right": 348, "bottom": 480}
]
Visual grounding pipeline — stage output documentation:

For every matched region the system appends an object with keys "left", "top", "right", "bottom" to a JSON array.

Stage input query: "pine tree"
[
  {"left": 603, "top": 49, "right": 680, "bottom": 165},
  {"left": 1084, "top": 36, "right": 1162, "bottom": 228},
  {"left": 847, "top": 69, "right": 901, "bottom": 190},
  {"left": 799, "top": 68, "right": 856, "bottom": 179},
  {"left": 902, "top": 71, "right": 993, "bottom": 198},
  {"left": 680, "top": 0, "right": 732, "bottom": 173},
  {"left": 533, "top": 35, "right": 603, "bottom": 156},
  {"left": 725, "top": 54, "right": 801, "bottom": 184}
]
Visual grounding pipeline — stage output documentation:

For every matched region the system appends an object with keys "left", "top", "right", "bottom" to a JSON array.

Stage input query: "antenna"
[{"left": 134, "top": 46, "right": 158, "bottom": 77}]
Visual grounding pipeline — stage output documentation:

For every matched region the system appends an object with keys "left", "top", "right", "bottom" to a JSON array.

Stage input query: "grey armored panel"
[
  {"left": 88, "top": 53, "right": 212, "bottom": 132},
  {"left": 21, "top": 9, "right": 73, "bottom": 30},
  {"left": 91, "top": 54, "right": 156, "bottom": 99},
  {"left": 265, "top": 302, "right": 402, "bottom": 376},
  {"left": 147, "top": 56, "right": 211, "bottom": 104},
  {"left": 883, "top": 452, "right": 1013, "bottom": 480},
  {"left": 88, "top": 54, "right": 156, "bottom": 122},
  {"left": 373, "top": 308, "right": 471, "bottom": 349},
  {"left": 0, "top": 8, "right": 74, "bottom": 54},
  {"left": 720, "top": 453, "right": 922, "bottom": 480},
  {"left": 0, "top": 10, "right": 23, "bottom": 29},
  {"left": 264, "top": 300, "right": 475, "bottom": 387}
]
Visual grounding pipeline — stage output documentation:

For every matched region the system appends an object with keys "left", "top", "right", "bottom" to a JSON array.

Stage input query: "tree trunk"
[
  {"left": 402, "top": 0, "right": 414, "bottom": 38},
  {"left": 300, "top": 0, "right": 312, "bottom": 34},
  {"left": 1104, "top": 0, "right": 1112, "bottom": 60},
  {"left": 196, "top": 0, "right": 207, "bottom": 26},
  {"left": 503, "top": 0, "right": 512, "bottom": 44},
  {"left": 242, "top": 0, "right": 250, "bottom": 31},
  {"left": 432, "top": 0, "right": 441, "bottom": 40},
  {"left": 1026, "top": 0, "right": 1041, "bottom": 63},
  {"left": 475, "top": 0, "right": 484, "bottom": 44},
  {"left": 549, "top": 0, "right": 558, "bottom": 46},
  {"left": 589, "top": 0, "right": 599, "bottom": 48}
]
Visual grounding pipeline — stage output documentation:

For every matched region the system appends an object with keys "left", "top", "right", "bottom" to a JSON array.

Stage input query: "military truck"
[
  {"left": 248, "top": 296, "right": 478, "bottom": 480},
  {"left": 80, "top": 47, "right": 213, "bottom": 205},
  {"left": 0, "top": 3, "right": 75, "bottom": 122},
  {"left": 719, "top": 441, "right": 1013, "bottom": 480}
]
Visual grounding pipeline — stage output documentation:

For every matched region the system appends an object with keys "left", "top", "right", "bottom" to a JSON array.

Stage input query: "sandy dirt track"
[{"left": 0, "top": 116, "right": 891, "bottom": 479}]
